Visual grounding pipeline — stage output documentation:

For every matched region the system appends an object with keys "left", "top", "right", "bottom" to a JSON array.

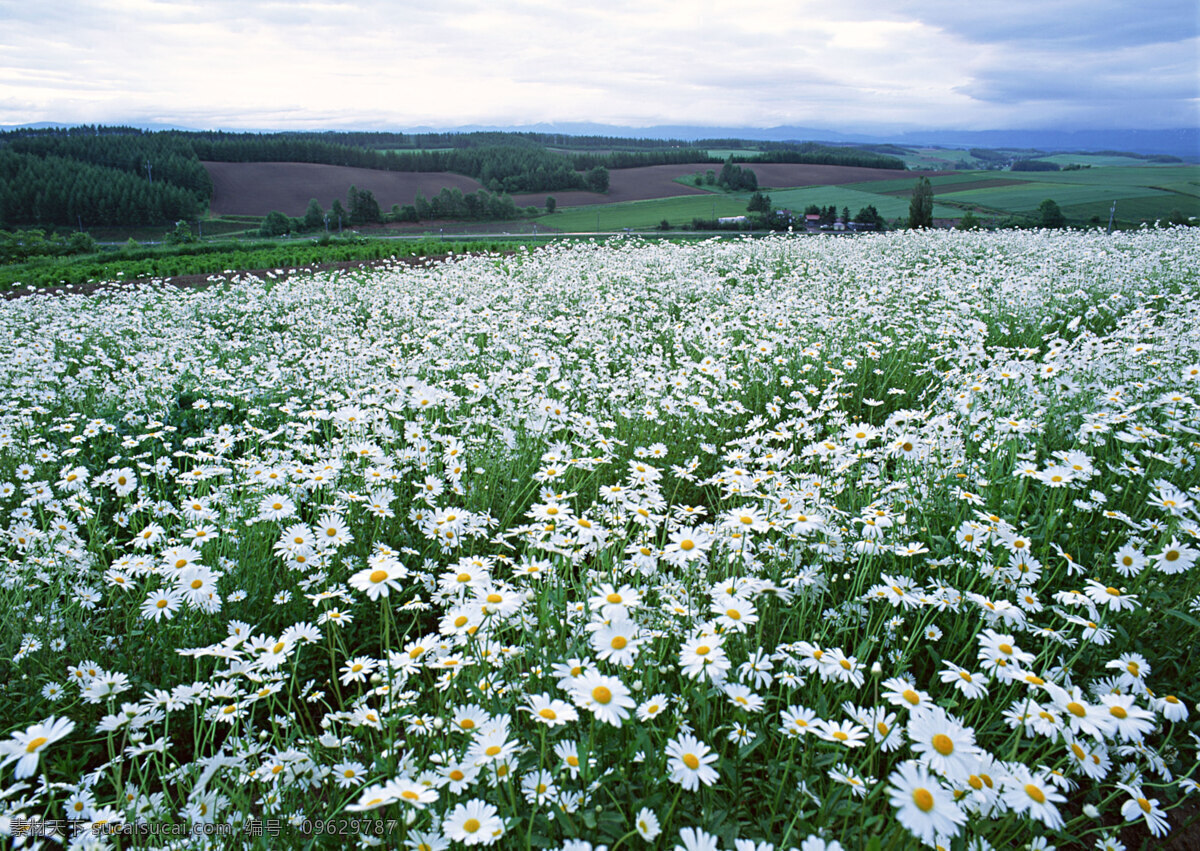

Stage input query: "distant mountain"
[{"left": 447, "top": 123, "right": 1198, "bottom": 159}]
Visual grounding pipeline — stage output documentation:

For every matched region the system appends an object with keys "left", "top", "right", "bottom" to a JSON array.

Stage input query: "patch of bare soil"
[{"left": 203, "top": 162, "right": 487, "bottom": 217}]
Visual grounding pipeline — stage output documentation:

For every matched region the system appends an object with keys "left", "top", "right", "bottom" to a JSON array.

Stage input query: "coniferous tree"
[{"left": 303, "top": 198, "right": 325, "bottom": 231}]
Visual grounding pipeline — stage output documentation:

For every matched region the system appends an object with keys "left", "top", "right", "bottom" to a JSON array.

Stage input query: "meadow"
[{"left": 0, "top": 230, "right": 1198, "bottom": 850}]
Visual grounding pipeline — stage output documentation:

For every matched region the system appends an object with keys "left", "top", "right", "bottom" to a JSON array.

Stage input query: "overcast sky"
[{"left": 1, "top": 0, "right": 1196, "bottom": 132}]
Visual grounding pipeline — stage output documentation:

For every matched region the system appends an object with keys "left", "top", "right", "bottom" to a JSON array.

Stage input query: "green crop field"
[
  {"left": 936, "top": 181, "right": 1174, "bottom": 213},
  {"left": 1029, "top": 154, "right": 1164, "bottom": 168},
  {"left": 706, "top": 149, "right": 763, "bottom": 160},
  {"left": 830, "top": 165, "right": 1200, "bottom": 223},
  {"left": 759, "top": 185, "right": 960, "bottom": 221},
  {"left": 841, "top": 172, "right": 1022, "bottom": 195},
  {"left": 894, "top": 147, "right": 982, "bottom": 169},
  {"left": 539, "top": 195, "right": 751, "bottom": 231},
  {"left": 1060, "top": 196, "right": 1197, "bottom": 224},
  {"left": 1019, "top": 165, "right": 1199, "bottom": 187}
]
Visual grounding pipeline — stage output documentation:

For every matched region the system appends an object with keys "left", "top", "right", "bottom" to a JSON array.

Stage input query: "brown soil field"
[
  {"left": 204, "top": 161, "right": 951, "bottom": 217},
  {"left": 203, "top": 162, "right": 487, "bottom": 216},
  {"left": 874, "top": 178, "right": 1027, "bottom": 197}
]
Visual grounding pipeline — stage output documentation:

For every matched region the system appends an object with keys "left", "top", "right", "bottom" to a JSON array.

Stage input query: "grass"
[
  {"left": 936, "top": 181, "right": 1174, "bottom": 213},
  {"left": 0, "top": 236, "right": 533, "bottom": 293},
  {"left": 834, "top": 165, "right": 1200, "bottom": 223},
  {"left": 759, "top": 185, "right": 958, "bottom": 221},
  {"left": 539, "top": 195, "right": 752, "bottom": 231},
  {"left": 1030, "top": 154, "right": 1166, "bottom": 168}
]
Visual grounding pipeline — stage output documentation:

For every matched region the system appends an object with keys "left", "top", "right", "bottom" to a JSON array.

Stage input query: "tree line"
[
  {"left": 259, "top": 184, "right": 545, "bottom": 236},
  {"left": 0, "top": 126, "right": 905, "bottom": 229},
  {"left": 0, "top": 149, "right": 205, "bottom": 228}
]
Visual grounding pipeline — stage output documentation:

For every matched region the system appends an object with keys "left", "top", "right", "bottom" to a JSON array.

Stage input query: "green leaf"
[{"left": 1165, "top": 608, "right": 1200, "bottom": 629}]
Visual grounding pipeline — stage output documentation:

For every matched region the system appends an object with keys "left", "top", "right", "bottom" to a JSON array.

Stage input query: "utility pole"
[
  {"left": 146, "top": 161, "right": 152, "bottom": 184},
  {"left": 1107, "top": 201, "right": 1116, "bottom": 235}
]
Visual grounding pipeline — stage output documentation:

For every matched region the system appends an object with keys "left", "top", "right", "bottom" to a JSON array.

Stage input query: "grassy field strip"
[
  {"left": 937, "top": 182, "right": 1174, "bottom": 213},
  {"left": 1009, "top": 165, "right": 1200, "bottom": 187},
  {"left": 764, "top": 185, "right": 960, "bottom": 220},
  {"left": 1032, "top": 154, "right": 1166, "bottom": 167},
  {"left": 540, "top": 194, "right": 751, "bottom": 230}
]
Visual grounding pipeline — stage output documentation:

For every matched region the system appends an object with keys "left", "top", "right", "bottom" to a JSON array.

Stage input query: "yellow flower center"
[
  {"left": 592, "top": 686, "right": 612, "bottom": 704},
  {"left": 1067, "top": 702, "right": 1086, "bottom": 717},
  {"left": 463, "top": 818, "right": 481, "bottom": 833},
  {"left": 683, "top": 753, "right": 700, "bottom": 770},
  {"left": 912, "top": 788, "right": 934, "bottom": 812},
  {"left": 931, "top": 734, "right": 954, "bottom": 756},
  {"left": 611, "top": 636, "right": 627, "bottom": 650},
  {"left": 25, "top": 736, "right": 48, "bottom": 753},
  {"left": 1025, "top": 784, "right": 1046, "bottom": 804}
]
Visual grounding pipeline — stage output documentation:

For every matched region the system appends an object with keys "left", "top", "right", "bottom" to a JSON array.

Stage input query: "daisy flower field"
[{"left": 0, "top": 229, "right": 1197, "bottom": 849}]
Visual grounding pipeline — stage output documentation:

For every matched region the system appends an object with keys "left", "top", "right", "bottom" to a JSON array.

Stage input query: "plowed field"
[{"left": 203, "top": 162, "right": 486, "bottom": 216}]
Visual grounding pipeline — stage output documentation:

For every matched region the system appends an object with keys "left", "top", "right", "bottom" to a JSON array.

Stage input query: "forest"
[{"left": 0, "top": 126, "right": 907, "bottom": 228}]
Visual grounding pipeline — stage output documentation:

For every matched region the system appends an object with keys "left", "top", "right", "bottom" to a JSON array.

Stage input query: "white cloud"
[{"left": 0, "top": 0, "right": 1194, "bottom": 130}]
